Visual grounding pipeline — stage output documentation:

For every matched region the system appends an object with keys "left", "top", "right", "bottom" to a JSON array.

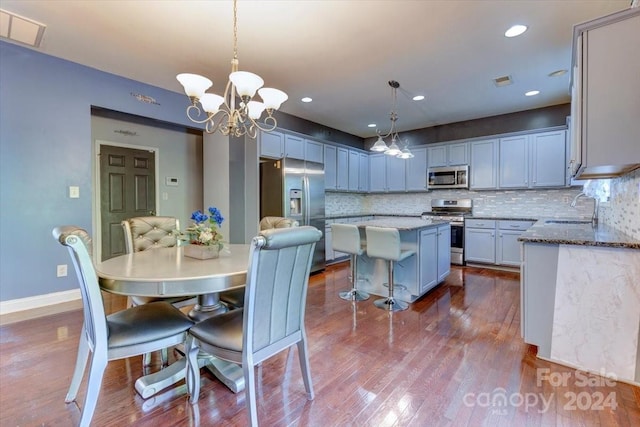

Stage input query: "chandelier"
[
  {"left": 176, "top": 0, "right": 287, "bottom": 138},
  {"left": 370, "top": 80, "right": 414, "bottom": 159}
]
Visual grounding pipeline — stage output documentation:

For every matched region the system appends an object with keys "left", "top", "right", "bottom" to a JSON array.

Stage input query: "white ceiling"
[{"left": 0, "top": 0, "right": 632, "bottom": 138}]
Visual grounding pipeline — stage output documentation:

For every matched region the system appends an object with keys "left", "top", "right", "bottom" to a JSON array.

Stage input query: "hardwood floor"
[{"left": 1, "top": 263, "right": 638, "bottom": 426}]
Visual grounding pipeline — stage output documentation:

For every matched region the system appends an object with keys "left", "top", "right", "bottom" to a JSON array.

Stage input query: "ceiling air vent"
[
  {"left": 493, "top": 75, "right": 513, "bottom": 87},
  {"left": 0, "top": 9, "right": 46, "bottom": 48}
]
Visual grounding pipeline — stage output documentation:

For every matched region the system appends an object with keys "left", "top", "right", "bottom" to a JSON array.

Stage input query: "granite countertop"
[
  {"left": 352, "top": 217, "right": 448, "bottom": 231},
  {"left": 469, "top": 215, "right": 538, "bottom": 222},
  {"left": 325, "top": 213, "right": 421, "bottom": 220},
  {"left": 519, "top": 219, "right": 640, "bottom": 249}
]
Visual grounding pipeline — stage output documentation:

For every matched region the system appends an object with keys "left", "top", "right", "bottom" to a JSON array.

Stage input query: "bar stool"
[
  {"left": 365, "top": 226, "right": 415, "bottom": 311},
  {"left": 331, "top": 223, "right": 369, "bottom": 301}
]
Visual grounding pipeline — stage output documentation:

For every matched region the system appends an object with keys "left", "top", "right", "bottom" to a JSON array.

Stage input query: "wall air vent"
[
  {"left": 0, "top": 9, "right": 46, "bottom": 48},
  {"left": 493, "top": 75, "right": 513, "bottom": 87}
]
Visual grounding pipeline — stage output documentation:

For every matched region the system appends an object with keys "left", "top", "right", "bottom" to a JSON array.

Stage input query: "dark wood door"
[{"left": 100, "top": 145, "right": 156, "bottom": 261}]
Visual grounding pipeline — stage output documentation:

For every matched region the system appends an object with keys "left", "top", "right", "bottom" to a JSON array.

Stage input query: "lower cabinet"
[
  {"left": 465, "top": 219, "right": 535, "bottom": 267},
  {"left": 464, "top": 220, "right": 496, "bottom": 264},
  {"left": 419, "top": 224, "right": 451, "bottom": 294}
]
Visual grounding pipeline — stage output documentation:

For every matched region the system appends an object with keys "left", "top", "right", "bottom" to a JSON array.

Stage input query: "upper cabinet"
[
  {"left": 570, "top": 8, "right": 640, "bottom": 179},
  {"left": 428, "top": 142, "right": 469, "bottom": 167},
  {"left": 405, "top": 148, "right": 428, "bottom": 191},
  {"left": 369, "top": 154, "right": 406, "bottom": 192},
  {"left": 336, "top": 148, "right": 349, "bottom": 191},
  {"left": 499, "top": 130, "right": 566, "bottom": 189},
  {"left": 284, "top": 134, "right": 305, "bottom": 159},
  {"left": 259, "top": 130, "right": 285, "bottom": 159},
  {"left": 470, "top": 139, "right": 498, "bottom": 190},
  {"left": 305, "top": 140, "right": 324, "bottom": 163},
  {"left": 324, "top": 145, "right": 337, "bottom": 190}
]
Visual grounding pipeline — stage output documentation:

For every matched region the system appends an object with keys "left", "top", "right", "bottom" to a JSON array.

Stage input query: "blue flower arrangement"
[{"left": 183, "top": 207, "right": 225, "bottom": 249}]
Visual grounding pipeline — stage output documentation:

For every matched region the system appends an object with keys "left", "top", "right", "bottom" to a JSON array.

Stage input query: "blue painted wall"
[{"left": 0, "top": 41, "right": 198, "bottom": 301}]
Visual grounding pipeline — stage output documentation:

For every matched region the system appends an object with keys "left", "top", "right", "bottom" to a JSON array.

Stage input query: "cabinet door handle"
[{"left": 510, "top": 225, "right": 520, "bottom": 228}]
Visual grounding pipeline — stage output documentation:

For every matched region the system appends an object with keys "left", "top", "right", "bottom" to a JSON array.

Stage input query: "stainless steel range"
[{"left": 421, "top": 199, "right": 473, "bottom": 265}]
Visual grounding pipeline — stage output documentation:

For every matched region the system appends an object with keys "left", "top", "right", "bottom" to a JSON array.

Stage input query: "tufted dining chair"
[
  {"left": 185, "top": 226, "right": 322, "bottom": 427},
  {"left": 122, "top": 216, "right": 197, "bottom": 366},
  {"left": 53, "top": 226, "right": 194, "bottom": 427},
  {"left": 219, "top": 216, "right": 300, "bottom": 310}
]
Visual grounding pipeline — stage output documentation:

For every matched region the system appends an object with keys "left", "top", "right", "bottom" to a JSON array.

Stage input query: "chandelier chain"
[{"left": 232, "top": 0, "right": 238, "bottom": 60}]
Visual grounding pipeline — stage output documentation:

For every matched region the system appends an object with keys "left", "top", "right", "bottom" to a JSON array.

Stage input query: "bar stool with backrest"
[
  {"left": 365, "top": 226, "right": 415, "bottom": 311},
  {"left": 331, "top": 223, "right": 369, "bottom": 301}
]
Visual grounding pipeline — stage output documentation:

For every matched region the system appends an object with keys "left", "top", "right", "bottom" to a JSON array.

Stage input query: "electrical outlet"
[
  {"left": 563, "top": 196, "right": 570, "bottom": 204},
  {"left": 56, "top": 264, "right": 67, "bottom": 277}
]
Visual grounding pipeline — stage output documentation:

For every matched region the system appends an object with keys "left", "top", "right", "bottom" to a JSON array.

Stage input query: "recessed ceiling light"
[
  {"left": 525, "top": 90, "right": 540, "bottom": 96},
  {"left": 412, "top": 95, "right": 425, "bottom": 101},
  {"left": 505, "top": 24, "right": 528, "bottom": 38},
  {"left": 367, "top": 123, "right": 376, "bottom": 128},
  {"left": 301, "top": 97, "right": 312, "bottom": 103},
  {"left": 548, "top": 69, "right": 568, "bottom": 77}
]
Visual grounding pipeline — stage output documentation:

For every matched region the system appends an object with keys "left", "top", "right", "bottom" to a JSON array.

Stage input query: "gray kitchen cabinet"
[
  {"left": 570, "top": 8, "right": 640, "bottom": 179},
  {"left": 467, "top": 219, "right": 534, "bottom": 267},
  {"left": 464, "top": 220, "right": 496, "bottom": 264},
  {"left": 405, "top": 148, "right": 428, "bottom": 191},
  {"left": 419, "top": 223, "right": 451, "bottom": 294},
  {"left": 259, "top": 130, "right": 284, "bottom": 159},
  {"left": 530, "top": 131, "right": 566, "bottom": 187},
  {"left": 499, "top": 135, "right": 529, "bottom": 188},
  {"left": 305, "top": 140, "right": 324, "bottom": 163},
  {"left": 386, "top": 156, "right": 406, "bottom": 191},
  {"left": 499, "top": 131, "right": 566, "bottom": 189},
  {"left": 368, "top": 154, "right": 406, "bottom": 192},
  {"left": 348, "top": 150, "right": 360, "bottom": 191},
  {"left": 284, "top": 134, "right": 304, "bottom": 159},
  {"left": 336, "top": 147, "right": 349, "bottom": 191},
  {"left": 427, "top": 142, "right": 469, "bottom": 167},
  {"left": 358, "top": 153, "right": 369, "bottom": 192},
  {"left": 470, "top": 139, "right": 498, "bottom": 190},
  {"left": 324, "top": 145, "right": 337, "bottom": 190}
]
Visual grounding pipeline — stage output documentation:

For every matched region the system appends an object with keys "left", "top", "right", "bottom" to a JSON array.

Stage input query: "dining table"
[{"left": 96, "top": 243, "right": 251, "bottom": 398}]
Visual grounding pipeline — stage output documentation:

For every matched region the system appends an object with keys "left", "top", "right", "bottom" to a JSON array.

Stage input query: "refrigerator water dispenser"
[{"left": 289, "top": 189, "right": 302, "bottom": 216}]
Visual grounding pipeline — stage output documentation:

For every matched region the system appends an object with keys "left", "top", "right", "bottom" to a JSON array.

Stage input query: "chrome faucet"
[{"left": 570, "top": 192, "right": 599, "bottom": 226}]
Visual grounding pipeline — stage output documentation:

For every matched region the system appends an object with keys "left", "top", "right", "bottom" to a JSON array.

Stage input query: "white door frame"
[{"left": 92, "top": 139, "right": 160, "bottom": 262}]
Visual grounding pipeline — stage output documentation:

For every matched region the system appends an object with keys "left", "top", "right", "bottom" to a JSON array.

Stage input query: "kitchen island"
[
  {"left": 519, "top": 220, "right": 640, "bottom": 385},
  {"left": 350, "top": 218, "right": 451, "bottom": 303}
]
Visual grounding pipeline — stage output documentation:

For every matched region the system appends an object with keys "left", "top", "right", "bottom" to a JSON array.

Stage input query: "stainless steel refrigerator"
[{"left": 260, "top": 158, "right": 325, "bottom": 273}]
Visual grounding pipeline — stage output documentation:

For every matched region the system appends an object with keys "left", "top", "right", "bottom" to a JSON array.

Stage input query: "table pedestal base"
[{"left": 135, "top": 292, "right": 246, "bottom": 398}]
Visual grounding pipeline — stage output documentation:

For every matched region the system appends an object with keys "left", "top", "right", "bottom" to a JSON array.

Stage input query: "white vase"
[{"left": 184, "top": 244, "right": 220, "bottom": 260}]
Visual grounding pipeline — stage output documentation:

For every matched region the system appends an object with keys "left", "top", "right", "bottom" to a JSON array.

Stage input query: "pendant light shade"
[{"left": 369, "top": 80, "right": 414, "bottom": 159}]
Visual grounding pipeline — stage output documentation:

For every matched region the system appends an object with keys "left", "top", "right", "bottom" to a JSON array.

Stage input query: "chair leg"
[
  {"left": 142, "top": 352, "right": 152, "bottom": 367},
  {"left": 161, "top": 347, "right": 169, "bottom": 366},
  {"left": 296, "top": 337, "right": 315, "bottom": 400},
  {"left": 243, "top": 360, "right": 259, "bottom": 427},
  {"left": 374, "top": 260, "right": 408, "bottom": 311},
  {"left": 66, "top": 331, "right": 90, "bottom": 403},
  {"left": 185, "top": 336, "right": 200, "bottom": 404},
  {"left": 339, "top": 255, "right": 369, "bottom": 301},
  {"left": 78, "top": 352, "right": 107, "bottom": 427}
]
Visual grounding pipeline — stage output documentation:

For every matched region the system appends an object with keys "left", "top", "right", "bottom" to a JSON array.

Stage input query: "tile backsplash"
[{"left": 326, "top": 171, "right": 639, "bottom": 240}]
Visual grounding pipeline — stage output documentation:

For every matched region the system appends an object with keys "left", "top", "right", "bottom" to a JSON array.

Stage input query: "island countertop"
[{"left": 351, "top": 217, "right": 448, "bottom": 230}]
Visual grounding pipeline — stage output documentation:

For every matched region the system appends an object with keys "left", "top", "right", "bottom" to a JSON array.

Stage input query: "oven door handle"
[{"left": 450, "top": 221, "right": 464, "bottom": 227}]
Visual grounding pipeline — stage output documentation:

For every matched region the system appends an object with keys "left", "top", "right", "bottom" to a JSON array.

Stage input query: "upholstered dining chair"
[
  {"left": 219, "top": 216, "right": 300, "bottom": 310},
  {"left": 122, "top": 216, "right": 197, "bottom": 366},
  {"left": 185, "top": 226, "right": 322, "bottom": 427},
  {"left": 53, "top": 226, "right": 194, "bottom": 427}
]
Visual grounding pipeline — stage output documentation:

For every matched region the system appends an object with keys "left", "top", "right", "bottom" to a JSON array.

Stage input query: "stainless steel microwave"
[{"left": 427, "top": 165, "right": 469, "bottom": 189}]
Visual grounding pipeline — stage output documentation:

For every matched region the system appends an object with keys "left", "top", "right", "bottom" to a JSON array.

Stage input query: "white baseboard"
[{"left": 0, "top": 289, "right": 81, "bottom": 315}]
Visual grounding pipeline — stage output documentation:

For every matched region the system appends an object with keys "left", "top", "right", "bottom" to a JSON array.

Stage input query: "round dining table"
[{"left": 96, "top": 244, "right": 251, "bottom": 398}]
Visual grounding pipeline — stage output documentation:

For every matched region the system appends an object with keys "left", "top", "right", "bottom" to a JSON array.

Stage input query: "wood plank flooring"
[{"left": 1, "top": 263, "right": 638, "bottom": 426}]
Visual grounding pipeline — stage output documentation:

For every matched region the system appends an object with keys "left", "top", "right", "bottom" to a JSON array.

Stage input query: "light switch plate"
[{"left": 69, "top": 186, "right": 80, "bottom": 198}]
